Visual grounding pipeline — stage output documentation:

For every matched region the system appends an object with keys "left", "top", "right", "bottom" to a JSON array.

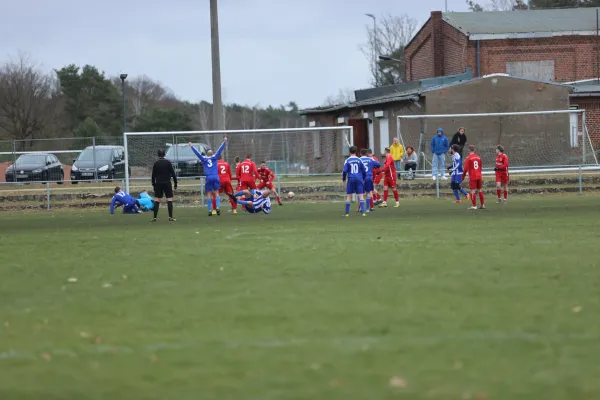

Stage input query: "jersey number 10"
[{"left": 351, "top": 164, "right": 359, "bottom": 174}]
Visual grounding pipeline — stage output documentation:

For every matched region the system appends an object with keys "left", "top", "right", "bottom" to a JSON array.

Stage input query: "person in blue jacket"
[
  {"left": 430, "top": 128, "right": 449, "bottom": 180},
  {"left": 137, "top": 191, "right": 154, "bottom": 211},
  {"left": 110, "top": 187, "right": 142, "bottom": 214}
]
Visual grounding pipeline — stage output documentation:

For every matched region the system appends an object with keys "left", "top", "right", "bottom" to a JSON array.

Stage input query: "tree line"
[
  {"left": 0, "top": 54, "right": 303, "bottom": 143},
  {"left": 467, "top": 0, "right": 600, "bottom": 12}
]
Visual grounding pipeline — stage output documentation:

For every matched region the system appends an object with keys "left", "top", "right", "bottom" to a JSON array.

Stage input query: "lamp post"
[
  {"left": 378, "top": 55, "right": 402, "bottom": 63},
  {"left": 120, "top": 74, "right": 127, "bottom": 134},
  {"left": 210, "top": 0, "right": 224, "bottom": 130},
  {"left": 365, "top": 13, "right": 378, "bottom": 86}
]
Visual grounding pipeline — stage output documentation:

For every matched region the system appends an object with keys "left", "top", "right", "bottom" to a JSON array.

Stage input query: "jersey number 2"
[{"left": 220, "top": 165, "right": 226, "bottom": 174}]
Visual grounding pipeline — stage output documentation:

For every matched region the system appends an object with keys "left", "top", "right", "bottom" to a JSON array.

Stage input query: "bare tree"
[
  {"left": 127, "top": 75, "right": 175, "bottom": 116},
  {"left": 196, "top": 101, "right": 211, "bottom": 130},
  {"left": 488, "top": 0, "right": 526, "bottom": 9},
  {"left": 241, "top": 104, "right": 261, "bottom": 129},
  {"left": 360, "top": 14, "right": 417, "bottom": 87},
  {"left": 323, "top": 88, "right": 355, "bottom": 106},
  {"left": 0, "top": 54, "right": 59, "bottom": 142}
]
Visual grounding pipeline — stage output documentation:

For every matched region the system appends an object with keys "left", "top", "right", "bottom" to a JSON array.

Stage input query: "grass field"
[{"left": 1, "top": 195, "right": 599, "bottom": 400}]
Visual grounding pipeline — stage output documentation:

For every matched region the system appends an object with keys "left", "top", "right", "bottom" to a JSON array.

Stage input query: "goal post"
[
  {"left": 397, "top": 109, "right": 599, "bottom": 174},
  {"left": 123, "top": 126, "right": 354, "bottom": 194}
]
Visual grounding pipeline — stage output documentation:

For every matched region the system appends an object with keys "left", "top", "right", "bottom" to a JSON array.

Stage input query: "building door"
[
  {"left": 379, "top": 118, "right": 390, "bottom": 154},
  {"left": 349, "top": 119, "right": 368, "bottom": 151}
]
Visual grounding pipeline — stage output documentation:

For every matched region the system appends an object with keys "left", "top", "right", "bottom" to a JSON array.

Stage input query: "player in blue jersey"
[
  {"left": 342, "top": 145, "right": 368, "bottom": 217},
  {"left": 109, "top": 187, "right": 142, "bottom": 214},
  {"left": 358, "top": 148, "right": 381, "bottom": 212},
  {"left": 448, "top": 144, "right": 470, "bottom": 203},
  {"left": 227, "top": 189, "right": 272, "bottom": 214},
  {"left": 189, "top": 137, "right": 228, "bottom": 216}
]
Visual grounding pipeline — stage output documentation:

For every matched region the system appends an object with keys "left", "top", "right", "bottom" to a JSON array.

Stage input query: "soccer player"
[
  {"left": 367, "top": 149, "right": 383, "bottom": 205},
  {"left": 462, "top": 145, "right": 485, "bottom": 210},
  {"left": 359, "top": 148, "right": 381, "bottom": 212},
  {"left": 233, "top": 156, "right": 242, "bottom": 192},
  {"left": 228, "top": 189, "right": 272, "bottom": 214},
  {"left": 217, "top": 156, "right": 237, "bottom": 214},
  {"left": 189, "top": 137, "right": 228, "bottom": 216},
  {"left": 236, "top": 153, "right": 260, "bottom": 191},
  {"left": 495, "top": 145, "right": 509, "bottom": 203},
  {"left": 448, "top": 144, "right": 470, "bottom": 203},
  {"left": 379, "top": 147, "right": 400, "bottom": 208},
  {"left": 342, "top": 145, "right": 367, "bottom": 216},
  {"left": 257, "top": 161, "right": 282, "bottom": 206},
  {"left": 137, "top": 190, "right": 154, "bottom": 211},
  {"left": 151, "top": 149, "right": 178, "bottom": 222},
  {"left": 109, "top": 187, "right": 142, "bottom": 214}
]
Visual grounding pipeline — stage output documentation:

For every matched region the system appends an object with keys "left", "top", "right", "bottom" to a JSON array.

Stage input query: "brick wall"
[{"left": 570, "top": 98, "right": 600, "bottom": 147}]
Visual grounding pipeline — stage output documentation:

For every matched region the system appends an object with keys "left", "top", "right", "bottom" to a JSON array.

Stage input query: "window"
[{"left": 506, "top": 60, "right": 555, "bottom": 81}]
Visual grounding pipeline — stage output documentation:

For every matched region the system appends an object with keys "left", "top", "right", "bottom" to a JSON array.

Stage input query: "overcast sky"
[{"left": 1, "top": 0, "right": 470, "bottom": 108}]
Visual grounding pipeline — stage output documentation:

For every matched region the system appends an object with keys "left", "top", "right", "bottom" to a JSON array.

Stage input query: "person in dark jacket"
[{"left": 450, "top": 127, "right": 467, "bottom": 159}]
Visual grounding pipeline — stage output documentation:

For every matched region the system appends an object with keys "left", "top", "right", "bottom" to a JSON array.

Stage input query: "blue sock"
[
  {"left": 460, "top": 187, "right": 468, "bottom": 196},
  {"left": 207, "top": 198, "right": 212, "bottom": 212},
  {"left": 216, "top": 196, "right": 221, "bottom": 209},
  {"left": 237, "top": 199, "right": 249, "bottom": 206},
  {"left": 234, "top": 191, "right": 244, "bottom": 197},
  {"left": 360, "top": 200, "right": 365, "bottom": 213},
  {"left": 345, "top": 202, "right": 350, "bottom": 214},
  {"left": 453, "top": 189, "right": 460, "bottom": 200}
]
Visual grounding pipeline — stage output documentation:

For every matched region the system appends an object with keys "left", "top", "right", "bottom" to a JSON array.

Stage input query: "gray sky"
[{"left": 1, "top": 0, "right": 470, "bottom": 108}]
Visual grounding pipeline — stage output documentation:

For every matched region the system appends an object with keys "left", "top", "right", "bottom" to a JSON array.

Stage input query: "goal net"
[
  {"left": 397, "top": 110, "right": 599, "bottom": 172},
  {"left": 123, "top": 126, "right": 352, "bottom": 201}
]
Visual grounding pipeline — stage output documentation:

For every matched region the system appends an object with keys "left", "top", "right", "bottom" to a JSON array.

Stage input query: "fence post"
[
  {"left": 579, "top": 166, "right": 583, "bottom": 195},
  {"left": 92, "top": 136, "right": 97, "bottom": 182},
  {"left": 275, "top": 162, "right": 281, "bottom": 196},
  {"left": 46, "top": 182, "right": 51, "bottom": 211},
  {"left": 200, "top": 177, "right": 205, "bottom": 207},
  {"left": 435, "top": 171, "right": 440, "bottom": 200},
  {"left": 11, "top": 140, "right": 17, "bottom": 183}
]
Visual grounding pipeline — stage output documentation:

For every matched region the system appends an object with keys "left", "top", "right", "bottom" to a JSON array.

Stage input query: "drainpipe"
[{"left": 476, "top": 40, "right": 481, "bottom": 77}]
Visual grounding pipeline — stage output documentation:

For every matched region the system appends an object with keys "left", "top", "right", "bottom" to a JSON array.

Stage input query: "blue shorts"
[
  {"left": 205, "top": 175, "right": 221, "bottom": 192},
  {"left": 346, "top": 178, "right": 364, "bottom": 195},
  {"left": 364, "top": 179, "right": 374, "bottom": 193},
  {"left": 451, "top": 175, "right": 462, "bottom": 184}
]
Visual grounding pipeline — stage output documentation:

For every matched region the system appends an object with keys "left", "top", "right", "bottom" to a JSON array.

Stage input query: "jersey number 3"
[{"left": 206, "top": 160, "right": 213, "bottom": 167}]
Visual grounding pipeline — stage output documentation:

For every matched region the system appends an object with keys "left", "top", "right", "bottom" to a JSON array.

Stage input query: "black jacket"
[{"left": 450, "top": 132, "right": 467, "bottom": 151}]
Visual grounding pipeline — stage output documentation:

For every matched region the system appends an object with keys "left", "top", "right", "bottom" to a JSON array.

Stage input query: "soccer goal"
[
  {"left": 397, "top": 109, "right": 599, "bottom": 174},
  {"left": 123, "top": 126, "right": 353, "bottom": 193}
]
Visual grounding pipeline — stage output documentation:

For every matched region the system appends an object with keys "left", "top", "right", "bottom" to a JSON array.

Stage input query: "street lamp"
[
  {"left": 365, "top": 13, "right": 378, "bottom": 86},
  {"left": 378, "top": 55, "right": 403, "bottom": 63},
  {"left": 120, "top": 74, "right": 127, "bottom": 135}
]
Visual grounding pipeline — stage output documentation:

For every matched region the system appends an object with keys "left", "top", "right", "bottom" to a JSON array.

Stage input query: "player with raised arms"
[
  {"left": 217, "top": 156, "right": 237, "bottom": 214},
  {"left": 109, "top": 186, "right": 142, "bottom": 214},
  {"left": 189, "top": 137, "right": 228, "bottom": 216},
  {"left": 448, "top": 144, "right": 470, "bottom": 203},
  {"left": 462, "top": 145, "right": 485, "bottom": 210},
  {"left": 379, "top": 147, "right": 400, "bottom": 208},
  {"left": 257, "top": 161, "right": 283, "bottom": 206},
  {"left": 359, "top": 148, "right": 381, "bottom": 212},
  {"left": 228, "top": 189, "right": 272, "bottom": 214},
  {"left": 342, "top": 145, "right": 368, "bottom": 217},
  {"left": 495, "top": 145, "right": 509, "bottom": 203}
]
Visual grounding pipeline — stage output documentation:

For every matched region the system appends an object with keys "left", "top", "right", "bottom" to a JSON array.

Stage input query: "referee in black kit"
[{"left": 151, "top": 149, "right": 178, "bottom": 222}]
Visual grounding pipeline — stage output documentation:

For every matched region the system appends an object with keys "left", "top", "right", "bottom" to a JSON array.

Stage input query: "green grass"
[{"left": 1, "top": 195, "right": 600, "bottom": 400}]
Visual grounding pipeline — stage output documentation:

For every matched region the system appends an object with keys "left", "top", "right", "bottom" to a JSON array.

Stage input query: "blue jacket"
[
  {"left": 138, "top": 192, "right": 154, "bottom": 211},
  {"left": 430, "top": 128, "right": 449, "bottom": 155}
]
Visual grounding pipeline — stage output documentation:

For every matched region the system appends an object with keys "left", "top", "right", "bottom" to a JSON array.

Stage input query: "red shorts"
[
  {"left": 219, "top": 181, "right": 233, "bottom": 194},
  {"left": 240, "top": 180, "right": 256, "bottom": 190},
  {"left": 495, "top": 174, "right": 509, "bottom": 185},
  {"left": 257, "top": 181, "right": 275, "bottom": 190},
  {"left": 383, "top": 175, "right": 396, "bottom": 188},
  {"left": 469, "top": 179, "right": 483, "bottom": 190},
  {"left": 374, "top": 174, "right": 382, "bottom": 185}
]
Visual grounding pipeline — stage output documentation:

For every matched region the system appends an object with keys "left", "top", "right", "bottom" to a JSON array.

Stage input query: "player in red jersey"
[
  {"left": 367, "top": 149, "right": 383, "bottom": 205},
  {"left": 378, "top": 147, "right": 400, "bottom": 208},
  {"left": 233, "top": 156, "right": 242, "bottom": 192},
  {"left": 495, "top": 145, "right": 509, "bottom": 203},
  {"left": 236, "top": 154, "right": 259, "bottom": 190},
  {"left": 217, "top": 157, "right": 237, "bottom": 214},
  {"left": 462, "top": 145, "right": 485, "bottom": 210},
  {"left": 257, "top": 161, "right": 282, "bottom": 205}
]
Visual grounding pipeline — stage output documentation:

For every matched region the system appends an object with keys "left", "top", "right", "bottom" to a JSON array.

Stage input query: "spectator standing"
[
  {"left": 430, "top": 128, "right": 449, "bottom": 180},
  {"left": 450, "top": 127, "right": 468, "bottom": 159},
  {"left": 390, "top": 137, "right": 404, "bottom": 178},
  {"left": 402, "top": 146, "right": 418, "bottom": 179}
]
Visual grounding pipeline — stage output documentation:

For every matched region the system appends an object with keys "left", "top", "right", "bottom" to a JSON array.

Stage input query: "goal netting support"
[
  {"left": 123, "top": 126, "right": 352, "bottom": 194},
  {"left": 397, "top": 110, "right": 599, "bottom": 173}
]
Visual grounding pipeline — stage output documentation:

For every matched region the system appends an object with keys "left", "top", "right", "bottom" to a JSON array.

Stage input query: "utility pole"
[{"left": 210, "top": 0, "right": 224, "bottom": 130}]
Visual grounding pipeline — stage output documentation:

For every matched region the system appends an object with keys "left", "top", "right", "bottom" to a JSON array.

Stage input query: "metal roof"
[{"left": 442, "top": 8, "right": 600, "bottom": 40}]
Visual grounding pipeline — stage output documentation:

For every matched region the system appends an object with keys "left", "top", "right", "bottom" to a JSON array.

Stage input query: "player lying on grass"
[
  {"left": 462, "top": 145, "right": 485, "bottom": 210},
  {"left": 189, "top": 137, "right": 228, "bottom": 216},
  {"left": 495, "top": 145, "right": 509, "bottom": 203},
  {"left": 359, "top": 148, "right": 381, "bottom": 212},
  {"left": 447, "top": 144, "right": 470, "bottom": 203},
  {"left": 137, "top": 191, "right": 154, "bottom": 211},
  {"left": 343, "top": 145, "right": 368, "bottom": 217},
  {"left": 109, "top": 187, "right": 142, "bottom": 214},
  {"left": 257, "top": 161, "right": 283, "bottom": 206},
  {"left": 227, "top": 189, "right": 272, "bottom": 214}
]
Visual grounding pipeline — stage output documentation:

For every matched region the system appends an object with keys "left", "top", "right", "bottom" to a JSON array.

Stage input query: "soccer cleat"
[
  {"left": 212, "top": 210, "right": 217, "bottom": 216},
  {"left": 169, "top": 217, "right": 176, "bottom": 222},
  {"left": 344, "top": 214, "right": 349, "bottom": 217},
  {"left": 233, "top": 209, "right": 238, "bottom": 214},
  {"left": 468, "top": 206, "right": 477, "bottom": 210},
  {"left": 496, "top": 198, "right": 502, "bottom": 204},
  {"left": 216, "top": 209, "right": 221, "bottom": 216},
  {"left": 208, "top": 211, "right": 212, "bottom": 216},
  {"left": 370, "top": 208, "right": 375, "bottom": 212},
  {"left": 503, "top": 199, "right": 508, "bottom": 203},
  {"left": 479, "top": 205, "right": 486, "bottom": 210},
  {"left": 137, "top": 210, "right": 143, "bottom": 214},
  {"left": 278, "top": 202, "right": 283, "bottom": 206},
  {"left": 150, "top": 218, "right": 157, "bottom": 222},
  {"left": 379, "top": 202, "right": 388, "bottom": 208},
  {"left": 454, "top": 200, "right": 462, "bottom": 204},
  {"left": 374, "top": 199, "right": 383, "bottom": 206},
  {"left": 394, "top": 202, "right": 400, "bottom": 208},
  {"left": 362, "top": 213, "right": 367, "bottom": 217}
]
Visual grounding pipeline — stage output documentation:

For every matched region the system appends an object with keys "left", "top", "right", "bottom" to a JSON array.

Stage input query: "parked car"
[
  {"left": 165, "top": 143, "right": 210, "bottom": 177},
  {"left": 71, "top": 145, "right": 127, "bottom": 183},
  {"left": 5, "top": 153, "right": 64, "bottom": 183}
]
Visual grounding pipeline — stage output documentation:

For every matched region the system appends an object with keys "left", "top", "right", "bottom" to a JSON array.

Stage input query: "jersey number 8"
[{"left": 473, "top": 160, "right": 479, "bottom": 170}]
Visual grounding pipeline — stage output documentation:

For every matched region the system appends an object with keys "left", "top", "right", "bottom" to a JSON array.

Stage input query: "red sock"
[
  {"left": 374, "top": 192, "right": 380, "bottom": 201},
  {"left": 230, "top": 198, "right": 237, "bottom": 209},
  {"left": 383, "top": 190, "right": 389, "bottom": 202},
  {"left": 471, "top": 193, "right": 477, "bottom": 206},
  {"left": 276, "top": 194, "right": 281, "bottom": 203},
  {"left": 497, "top": 189, "right": 501, "bottom": 198},
  {"left": 370, "top": 197, "right": 374, "bottom": 208},
  {"left": 393, "top": 190, "right": 399, "bottom": 202},
  {"left": 212, "top": 196, "right": 217, "bottom": 209},
  {"left": 479, "top": 192, "right": 485, "bottom": 206},
  {"left": 504, "top": 189, "right": 508, "bottom": 200}
]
